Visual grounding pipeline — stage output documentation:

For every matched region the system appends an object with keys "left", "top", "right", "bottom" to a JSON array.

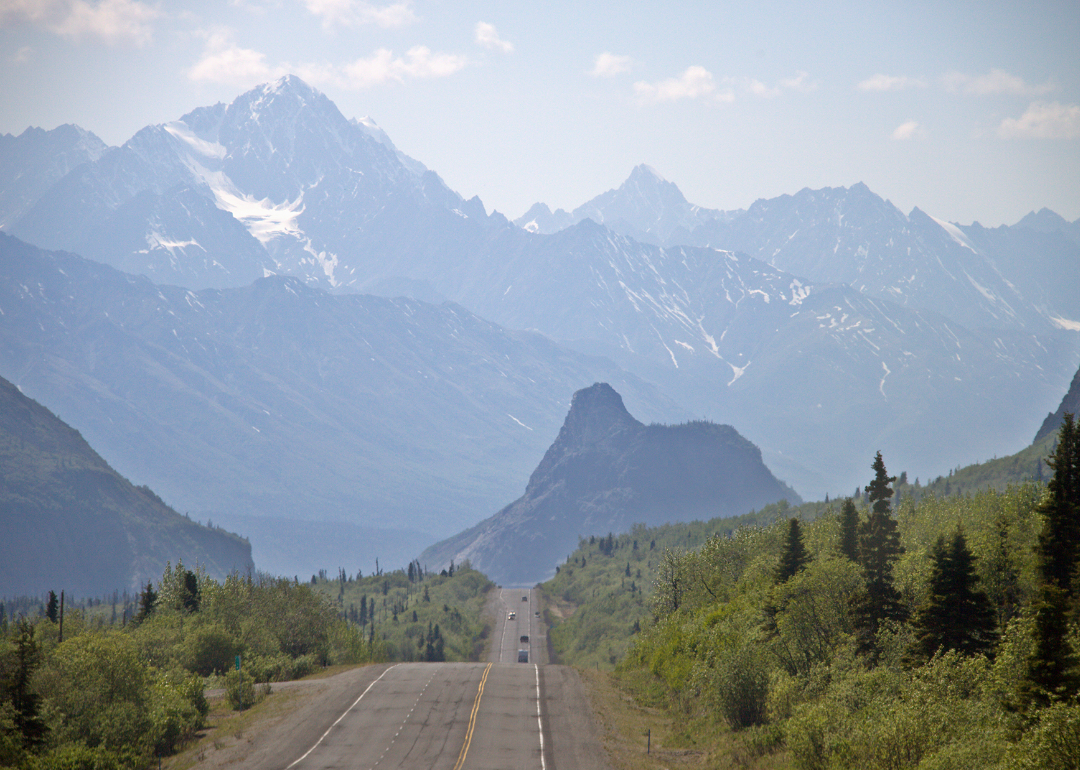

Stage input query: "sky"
[{"left": 1, "top": 0, "right": 1078, "bottom": 227}]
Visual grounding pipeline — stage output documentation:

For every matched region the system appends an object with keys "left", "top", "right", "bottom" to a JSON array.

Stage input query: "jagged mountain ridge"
[
  {"left": 0, "top": 233, "right": 685, "bottom": 576},
  {"left": 2, "top": 76, "right": 1077, "bottom": 500},
  {"left": 420, "top": 383, "right": 798, "bottom": 585},
  {"left": 9, "top": 76, "right": 486, "bottom": 291},
  {"left": 0, "top": 373, "right": 253, "bottom": 596},
  {"left": 0, "top": 124, "right": 108, "bottom": 229},
  {"left": 514, "top": 164, "right": 743, "bottom": 246}
]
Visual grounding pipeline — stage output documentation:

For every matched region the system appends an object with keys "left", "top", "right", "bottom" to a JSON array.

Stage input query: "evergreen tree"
[
  {"left": 1035, "top": 413, "right": 1080, "bottom": 595},
  {"left": 852, "top": 451, "right": 908, "bottom": 658},
  {"left": 181, "top": 569, "right": 200, "bottom": 613},
  {"left": 775, "top": 518, "right": 810, "bottom": 583},
  {"left": 45, "top": 591, "right": 59, "bottom": 623},
  {"left": 838, "top": 498, "right": 859, "bottom": 562},
  {"left": 1022, "top": 584, "right": 1080, "bottom": 708},
  {"left": 1023, "top": 413, "right": 1080, "bottom": 706},
  {"left": 134, "top": 580, "right": 157, "bottom": 624},
  {"left": 4, "top": 620, "right": 48, "bottom": 750},
  {"left": 909, "top": 529, "right": 997, "bottom": 662}
]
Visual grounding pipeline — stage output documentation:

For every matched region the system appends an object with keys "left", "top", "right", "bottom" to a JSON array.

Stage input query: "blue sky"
[{"left": 1, "top": 0, "right": 1078, "bottom": 226}]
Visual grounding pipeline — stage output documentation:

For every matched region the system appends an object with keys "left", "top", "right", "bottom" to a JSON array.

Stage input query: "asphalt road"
[
  {"left": 490, "top": 586, "right": 546, "bottom": 665},
  {"left": 219, "top": 586, "right": 608, "bottom": 770}
]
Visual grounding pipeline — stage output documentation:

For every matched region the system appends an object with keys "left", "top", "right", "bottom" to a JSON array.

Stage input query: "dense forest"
[
  {"left": 541, "top": 417, "right": 1080, "bottom": 769},
  {"left": 0, "top": 559, "right": 491, "bottom": 769}
]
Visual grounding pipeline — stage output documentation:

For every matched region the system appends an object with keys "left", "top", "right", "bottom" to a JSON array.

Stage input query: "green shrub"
[
  {"left": 39, "top": 741, "right": 132, "bottom": 770},
  {"left": 184, "top": 624, "right": 241, "bottom": 676},
  {"left": 223, "top": 670, "right": 270, "bottom": 711}
]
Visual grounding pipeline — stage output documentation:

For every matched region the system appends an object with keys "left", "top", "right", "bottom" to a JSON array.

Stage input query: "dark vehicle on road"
[
  {"left": 520, "top": 635, "right": 529, "bottom": 643},
  {"left": 517, "top": 649, "right": 529, "bottom": 663}
]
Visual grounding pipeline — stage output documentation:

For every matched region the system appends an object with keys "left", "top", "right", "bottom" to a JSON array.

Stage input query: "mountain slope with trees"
[
  {"left": 538, "top": 421, "right": 1080, "bottom": 768},
  {"left": 0, "top": 374, "right": 252, "bottom": 597}
]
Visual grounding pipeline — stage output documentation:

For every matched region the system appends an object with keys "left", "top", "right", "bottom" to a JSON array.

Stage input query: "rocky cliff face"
[
  {"left": 1036, "top": 365, "right": 1080, "bottom": 443},
  {"left": 421, "top": 383, "right": 798, "bottom": 585}
]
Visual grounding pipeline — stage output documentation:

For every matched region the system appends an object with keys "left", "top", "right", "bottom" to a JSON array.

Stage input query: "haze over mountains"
[{"left": 1, "top": 75, "right": 1077, "bottom": 581}]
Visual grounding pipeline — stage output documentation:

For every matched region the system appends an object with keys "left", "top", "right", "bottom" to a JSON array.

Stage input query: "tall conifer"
[
  {"left": 852, "top": 451, "right": 908, "bottom": 658},
  {"left": 775, "top": 518, "right": 810, "bottom": 583},
  {"left": 909, "top": 529, "right": 997, "bottom": 662},
  {"left": 839, "top": 498, "right": 859, "bottom": 562},
  {"left": 1023, "top": 413, "right": 1080, "bottom": 706}
]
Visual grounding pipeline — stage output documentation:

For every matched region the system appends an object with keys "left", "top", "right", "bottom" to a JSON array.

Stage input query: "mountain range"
[
  {"left": 0, "top": 233, "right": 681, "bottom": 577},
  {"left": 421, "top": 383, "right": 798, "bottom": 585},
  {"left": 0, "top": 373, "right": 252, "bottom": 597},
  {"left": 2, "top": 75, "right": 1078, "bottom": 580}
]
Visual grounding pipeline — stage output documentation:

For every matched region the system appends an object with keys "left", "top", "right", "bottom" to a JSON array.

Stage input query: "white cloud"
[
  {"left": 187, "top": 31, "right": 281, "bottom": 86},
  {"left": 589, "top": 52, "right": 632, "bottom": 77},
  {"left": 188, "top": 28, "right": 465, "bottom": 90},
  {"left": 300, "top": 0, "right": 416, "bottom": 30},
  {"left": 998, "top": 102, "right": 1080, "bottom": 139},
  {"left": 943, "top": 68, "right": 1054, "bottom": 97},
  {"left": 339, "top": 46, "right": 466, "bottom": 86},
  {"left": 891, "top": 120, "right": 924, "bottom": 140},
  {"left": 779, "top": 71, "right": 817, "bottom": 93},
  {"left": 739, "top": 77, "right": 780, "bottom": 98},
  {"left": 635, "top": 66, "right": 727, "bottom": 104},
  {"left": 0, "top": 0, "right": 159, "bottom": 45},
  {"left": 857, "top": 73, "right": 925, "bottom": 92},
  {"left": 11, "top": 44, "right": 32, "bottom": 62},
  {"left": 475, "top": 22, "right": 513, "bottom": 53},
  {"left": 634, "top": 67, "right": 814, "bottom": 105}
]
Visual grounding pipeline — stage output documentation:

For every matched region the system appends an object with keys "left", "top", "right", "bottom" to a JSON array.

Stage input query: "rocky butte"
[{"left": 422, "top": 382, "right": 799, "bottom": 585}]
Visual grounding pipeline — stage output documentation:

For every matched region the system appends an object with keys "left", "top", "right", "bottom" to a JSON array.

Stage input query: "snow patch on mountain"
[
  {"left": 929, "top": 214, "right": 978, "bottom": 253},
  {"left": 146, "top": 232, "right": 204, "bottom": 254},
  {"left": 163, "top": 122, "right": 225, "bottom": 160},
  {"left": 213, "top": 187, "right": 305, "bottom": 245}
]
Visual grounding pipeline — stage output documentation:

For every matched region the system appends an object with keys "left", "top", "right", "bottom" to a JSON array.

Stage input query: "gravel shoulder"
[{"left": 166, "top": 663, "right": 394, "bottom": 770}]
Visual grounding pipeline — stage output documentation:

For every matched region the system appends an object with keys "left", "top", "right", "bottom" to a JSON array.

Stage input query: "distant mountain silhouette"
[
  {"left": 421, "top": 383, "right": 799, "bottom": 585},
  {"left": 0, "top": 374, "right": 253, "bottom": 597}
]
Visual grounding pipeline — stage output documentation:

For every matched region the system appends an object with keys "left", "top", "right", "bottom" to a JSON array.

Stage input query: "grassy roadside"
[{"left": 576, "top": 666, "right": 794, "bottom": 770}]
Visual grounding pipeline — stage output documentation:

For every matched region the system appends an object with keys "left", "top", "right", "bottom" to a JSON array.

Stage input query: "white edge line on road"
[
  {"left": 285, "top": 663, "right": 400, "bottom": 769},
  {"left": 535, "top": 663, "right": 546, "bottom": 770}
]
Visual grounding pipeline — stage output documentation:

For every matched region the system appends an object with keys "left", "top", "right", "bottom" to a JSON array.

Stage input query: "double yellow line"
[{"left": 453, "top": 663, "right": 492, "bottom": 770}]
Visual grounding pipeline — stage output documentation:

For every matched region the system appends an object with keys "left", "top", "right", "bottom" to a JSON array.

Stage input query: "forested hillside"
[
  {"left": 0, "top": 374, "right": 253, "bottom": 597},
  {"left": 540, "top": 423, "right": 1080, "bottom": 769}
]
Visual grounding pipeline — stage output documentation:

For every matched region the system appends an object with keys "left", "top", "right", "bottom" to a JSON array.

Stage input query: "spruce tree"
[
  {"left": 45, "top": 591, "right": 59, "bottom": 623},
  {"left": 1035, "top": 413, "right": 1080, "bottom": 595},
  {"left": 6, "top": 620, "right": 48, "bottom": 749},
  {"left": 1023, "top": 412, "right": 1080, "bottom": 706},
  {"left": 852, "top": 451, "right": 908, "bottom": 658},
  {"left": 134, "top": 580, "right": 157, "bottom": 624},
  {"left": 181, "top": 569, "right": 200, "bottom": 613},
  {"left": 838, "top": 498, "right": 859, "bottom": 562},
  {"left": 775, "top": 518, "right": 810, "bottom": 583},
  {"left": 909, "top": 529, "right": 997, "bottom": 662}
]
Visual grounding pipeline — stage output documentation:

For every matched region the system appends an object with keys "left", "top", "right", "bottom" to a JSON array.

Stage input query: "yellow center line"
[{"left": 453, "top": 662, "right": 492, "bottom": 770}]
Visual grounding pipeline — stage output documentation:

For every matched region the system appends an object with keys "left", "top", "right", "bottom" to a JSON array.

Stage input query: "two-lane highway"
[
  {"left": 285, "top": 661, "right": 545, "bottom": 769},
  {"left": 229, "top": 585, "right": 607, "bottom": 770}
]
